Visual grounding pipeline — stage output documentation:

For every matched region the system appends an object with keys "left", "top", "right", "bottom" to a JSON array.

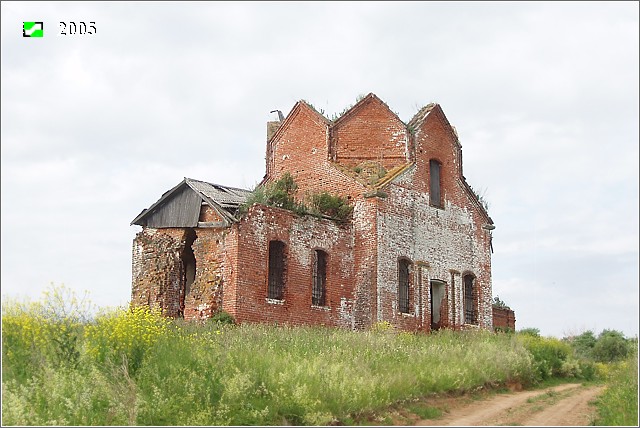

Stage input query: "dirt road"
[{"left": 413, "top": 383, "right": 604, "bottom": 426}]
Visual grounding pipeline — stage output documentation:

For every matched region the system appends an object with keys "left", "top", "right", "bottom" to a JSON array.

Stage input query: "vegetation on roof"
[
  {"left": 329, "top": 93, "right": 368, "bottom": 122},
  {"left": 492, "top": 295, "right": 511, "bottom": 310},
  {"left": 308, "top": 191, "right": 353, "bottom": 223},
  {"left": 351, "top": 161, "right": 388, "bottom": 186},
  {"left": 240, "top": 173, "right": 353, "bottom": 223},
  {"left": 468, "top": 184, "right": 490, "bottom": 213}
]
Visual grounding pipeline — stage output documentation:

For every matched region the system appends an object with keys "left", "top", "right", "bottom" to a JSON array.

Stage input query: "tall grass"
[
  {"left": 3, "top": 287, "right": 605, "bottom": 426},
  {"left": 592, "top": 352, "right": 639, "bottom": 426}
]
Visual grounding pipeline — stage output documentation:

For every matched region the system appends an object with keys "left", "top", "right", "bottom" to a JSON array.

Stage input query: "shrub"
[
  {"left": 492, "top": 295, "right": 510, "bottom": 310},
  {"left": 211, "top": 310, "right": 235, "bottom": 325},
  {"left": 517, "top": 333, "right": 571, "bottom": 381},
  {"left": 308, "top": 191, "right": 353, "bottom": 222},
  {"left": 240, "top": 173, "right": 306, "bottom": 215},
  {"left": 592, "top": 329, "right": 630, "bottom": 363},
  {"left": 565, "top": 330, "right": 597, "bottom": 360},
  {"left": 518, "top": 327, "right": 541, "bottom": 337}
]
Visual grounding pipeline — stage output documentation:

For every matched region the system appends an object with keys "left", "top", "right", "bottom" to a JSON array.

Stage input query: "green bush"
[
  {"left": 592, "top": 329, "right": 630, "bottom": 363},
  {"left": 309, "top": 191, "right": 353, "bottom": 222},
  {"left": 240, "top": 173, "right": 307, "bottom": 215},
  {"left": 1, "top": 284, "right": 92, "bottom": 380},
  {"left": 516, "top": 333, "right": 572, "bottom": 381},
  {"left": 210, "top": 310, "right": 235, "bottom": 325},
  {"left": 518, "top": 327, "right": 541, "bottom": 337},
  {"left": 564, "top": 330, "right": 597, "bottom": 359}
]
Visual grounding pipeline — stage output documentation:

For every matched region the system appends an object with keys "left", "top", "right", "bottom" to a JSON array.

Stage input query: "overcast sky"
[{"left": 2, "top": 1, "right": 638, "bottom": 339}]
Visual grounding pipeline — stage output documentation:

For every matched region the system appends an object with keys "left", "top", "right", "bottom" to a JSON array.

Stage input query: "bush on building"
[
  {"left": 491, "top": 295, "right": 510, "bottom": 310},
  {"left": 308, "top": 191, "right": 353, "bottom": 222},
  {"left": 241, "top": 173, "right": 353, "bottom": 223},
  {"left": 240, "top": 173, "right": 307, "bottom": 216}
]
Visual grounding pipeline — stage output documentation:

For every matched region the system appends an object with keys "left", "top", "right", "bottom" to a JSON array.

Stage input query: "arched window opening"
[
  {"left": 430, "top": 279, "right": 446, "bottom": 330},
  {"left": 312, "top": 249, "right": 327, "bottom": 306},
  {"left": 464, "top": 274, "right": 477, "bottom": 325},
  {"left": 398, "top": 258, "right": 412, "bottom": 314},
  {"left": 268, "top": 240, "right": 286, "bottom": 300}
]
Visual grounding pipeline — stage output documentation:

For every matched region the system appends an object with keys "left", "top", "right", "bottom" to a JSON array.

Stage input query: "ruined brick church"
[{"left": 131, "top": 93, "right": 499, "bottom": 332}]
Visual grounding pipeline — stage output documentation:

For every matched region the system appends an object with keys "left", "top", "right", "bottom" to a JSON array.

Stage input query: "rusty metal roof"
[{"left": 185, "top": 178, "right": 251, "bottom": 210}]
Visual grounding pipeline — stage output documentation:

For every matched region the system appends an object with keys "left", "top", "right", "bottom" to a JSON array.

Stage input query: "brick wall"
[
  {"left": 492, "top": 307, "right": 516, "bottom": 331},
  {"left": 374, "top": 106, "right": 494, "bottom": 331},
  {"left": 331, "top": 95, "right": 410, "bottom": 170},
  {"left": 132, "top": 225, "right": 229, "bottom": 320},
  {"left": 131, "top": 228, "right": 186, "bottom": 317},
  {"left": 267, "top": 101, "right": 367, "bottom": 202},
  {"left": 183, "top": 227, "right": 227, "bottom": 319},
  {"left": 233, "top": 203, "right": 357, "bottom": 328}
]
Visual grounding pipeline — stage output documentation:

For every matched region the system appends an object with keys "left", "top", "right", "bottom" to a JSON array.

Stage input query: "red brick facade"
[
  {"left": 131, "top": 93, "right": 497, "bottom": 332},
  {"left": 492, "top": 307, "right": 516, "bottom": 331}
]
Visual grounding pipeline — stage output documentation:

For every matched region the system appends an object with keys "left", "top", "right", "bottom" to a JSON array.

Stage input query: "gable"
[
  {"left": 133, "top": 183, "right": 202, "bottom": 228},
  {"left": 131, "top": 178, "right": 251, "bottom": 228},
  {"left": 330, "top": 93, "right": 410, "bottom": 170},
  {"left": 408, "top": 104, "right": 492, "bottom": 224},
  {"left": 265, "top": 101, "right": 330, "bottom": 184}
]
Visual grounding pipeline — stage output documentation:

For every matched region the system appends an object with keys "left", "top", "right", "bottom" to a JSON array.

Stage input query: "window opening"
[
  {"left": 398, "top": 259, "right": 412, "bottom": 313},
  {"left": 464, "top": 274, "right": 477, "bottom": 325},
  {"left": 268, "top": 240, "right": 285, "bottom": 300},
  {"left": 430, "top": 159, "right": 442, "bottom": 208},
  {"left": 312, "top": 249, "right": 327, "bottom": 306}
]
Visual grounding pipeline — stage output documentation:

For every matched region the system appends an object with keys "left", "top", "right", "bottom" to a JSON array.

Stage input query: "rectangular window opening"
[
  {"left": 430, "top": 159, "right": 442, "bottom": 208},
  {"left": 268, "top": 241, "right": 285, "bottom": 300}
]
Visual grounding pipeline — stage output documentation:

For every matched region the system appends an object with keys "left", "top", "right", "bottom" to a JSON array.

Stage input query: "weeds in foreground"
[
  {"left": 2, "top": 286, "right": 624, "bottom": 426},
  {"left": 592, "top": 353, "right": 639, "bottom": 426}
]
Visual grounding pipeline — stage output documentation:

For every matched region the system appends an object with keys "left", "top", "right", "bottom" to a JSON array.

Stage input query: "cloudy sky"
[{"left": 2, "top": 1, "right": 638, "bottom": 339}]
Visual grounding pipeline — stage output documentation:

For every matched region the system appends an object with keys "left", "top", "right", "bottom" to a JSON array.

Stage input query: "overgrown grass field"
[{"left": 2, "top": 287, "right": 636, "bottom": 425}]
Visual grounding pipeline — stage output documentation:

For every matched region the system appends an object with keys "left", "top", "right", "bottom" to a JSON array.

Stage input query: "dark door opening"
[{"left": 179, "top": 228, "right": 196, "bottom": 317}]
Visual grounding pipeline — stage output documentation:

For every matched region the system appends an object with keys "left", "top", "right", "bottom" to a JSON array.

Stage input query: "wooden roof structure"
[{"left": 131, "top": 178, "right": 251, "bottom": 228}]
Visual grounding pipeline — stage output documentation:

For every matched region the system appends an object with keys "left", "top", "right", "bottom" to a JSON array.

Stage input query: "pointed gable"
[
  {"left": 329, "top": 93, "right": 410, "bottom": 171},
  {"left": 131, "top": 178, "right": 251, "bottom": 228},
  {"left": 265, "top": 100, "right": 330, "bottom": 183},
  {"left": 410, "top": 103, "right": 492, "bottom": 223}
]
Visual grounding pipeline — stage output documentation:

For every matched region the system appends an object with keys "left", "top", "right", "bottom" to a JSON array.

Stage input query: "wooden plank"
[{"left": 146, "top": 187, "right": 201, "bottom": 228}]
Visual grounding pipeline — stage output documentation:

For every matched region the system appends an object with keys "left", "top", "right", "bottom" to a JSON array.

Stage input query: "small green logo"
[{"left": 23, "top": 22, "right": 43, "bottom": 37}]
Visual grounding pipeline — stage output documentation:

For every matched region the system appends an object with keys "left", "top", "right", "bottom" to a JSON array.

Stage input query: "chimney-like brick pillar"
[{"left": 267, "top": 121, "right": 281, "bottom": 141}]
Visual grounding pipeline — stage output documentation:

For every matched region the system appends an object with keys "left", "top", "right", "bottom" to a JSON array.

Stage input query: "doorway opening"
[
  {"left": 430, "top": 280, "right": 446, "bottom": 330},
  {"left": 179, "top": 228, "right": 196, "bottom": 317}
]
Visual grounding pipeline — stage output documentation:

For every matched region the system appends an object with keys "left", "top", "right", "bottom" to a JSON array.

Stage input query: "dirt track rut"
[{"left": 414, "top": 383, "right": 604, "bottom": 426}]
